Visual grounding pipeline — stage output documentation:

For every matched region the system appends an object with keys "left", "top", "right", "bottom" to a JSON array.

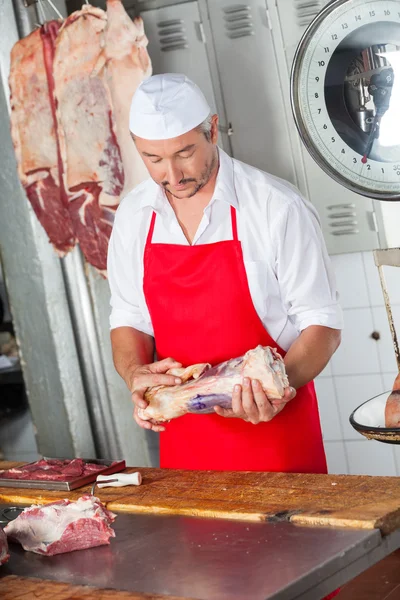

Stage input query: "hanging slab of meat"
[
  {"left": 4, "top": 496, "right": 116, "bottom": 556},
  {"left": 138, "top": 346, "right": 289, "bottom": 423},
  {"left": 53, "top": 5, "right": 124, "bottom": 273},
  {"left": 96, "top": 0, "right": 151, "bottom": 198},
  {"left": 385, "top": 373, "right": 400, "bottom": 427},
  {"left": 9, "top": 22, "right": 76, "bottom": 255},
  {"left": 0, "top": 527, "right": 9, "bottom": 565}
]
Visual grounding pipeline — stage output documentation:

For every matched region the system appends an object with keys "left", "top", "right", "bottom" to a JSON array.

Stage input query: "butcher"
[{"left": 107, "top": 73, "right": 343, "bottom": 473}]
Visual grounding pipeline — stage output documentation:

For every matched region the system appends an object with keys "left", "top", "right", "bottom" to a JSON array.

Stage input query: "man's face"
[{"left": 133, "top": 115, "right": 219, "bottom": 199}]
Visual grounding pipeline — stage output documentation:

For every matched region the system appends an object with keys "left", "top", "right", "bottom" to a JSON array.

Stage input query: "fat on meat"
[
  {"left": 0, "top": 527, "right": 9, "bottom": 565},
  {"left": 53, "top": 5, "right": 124, "bottom": 273},
  {"left": 138, "top": 346, "right": 289, "bottom": 422},
  {"left": 4, "top": 496, "right": 116, "bottom": 556},
  {"left": 9, "top": 22, "right": 76, "bottom": 255},
  {"left": 97, "top": 0, "right": 151, "bottom": 197}
]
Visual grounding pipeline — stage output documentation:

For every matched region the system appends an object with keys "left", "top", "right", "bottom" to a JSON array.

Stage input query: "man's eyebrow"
[{"left": 142, "top": 144, "right": 196, "bottom": 159}]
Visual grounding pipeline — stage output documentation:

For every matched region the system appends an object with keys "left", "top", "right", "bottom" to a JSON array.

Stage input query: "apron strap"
[
  {"left": 146, "top": 211, "right": 157, "bottom": 246},
  {"left": 230, "top": 206, "right": 238, "bottom": 241}
]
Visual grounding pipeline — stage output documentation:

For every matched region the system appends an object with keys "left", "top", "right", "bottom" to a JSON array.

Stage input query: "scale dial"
[{"left": 291, "top": 0, "right": 400, "bottom": 200}]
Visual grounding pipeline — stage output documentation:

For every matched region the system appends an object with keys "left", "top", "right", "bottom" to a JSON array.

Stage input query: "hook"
[{"left": 45, "top": 0, "right": 63, "bottom": 19}]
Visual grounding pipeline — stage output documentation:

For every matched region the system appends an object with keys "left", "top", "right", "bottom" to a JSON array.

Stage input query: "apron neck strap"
[
  {"left": 146, "top": 211, "right": 157, "bottom": 246},
  {"left": 230, "top": 206, "right": 238, "bottom": 241}
]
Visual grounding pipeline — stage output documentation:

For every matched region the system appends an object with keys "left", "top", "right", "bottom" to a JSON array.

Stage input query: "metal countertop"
[{"left": 2, "top": 507, "right": 400, "bottom": 599}]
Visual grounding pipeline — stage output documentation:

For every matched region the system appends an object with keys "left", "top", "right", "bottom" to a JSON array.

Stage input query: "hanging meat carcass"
[
  {"left": 9, "top": 22, "right": 76, "bottom": 256},
  {"left": 9, "top": 1, "right": 151, "bottom": 274},
  {"left": 138, "top": 346, "right": 289, "bottom": 423},
  {"left": 53, "top": 5, "right": 124, "bottom": 274},
  {"left": 97, "top": 0, "right": 151, "bottom": 198}
]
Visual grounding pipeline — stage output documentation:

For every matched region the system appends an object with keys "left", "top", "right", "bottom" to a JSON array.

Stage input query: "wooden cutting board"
[
  {"left": 1, "top": 461, "right": 400, "bottom": 534},
  {"left": 0, "top": 575, "right": 194, "bottom": 600}
]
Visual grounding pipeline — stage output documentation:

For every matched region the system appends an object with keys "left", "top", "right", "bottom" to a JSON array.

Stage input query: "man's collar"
[{"left": 131, "top": 147, "right": 238, "bottom": 214}]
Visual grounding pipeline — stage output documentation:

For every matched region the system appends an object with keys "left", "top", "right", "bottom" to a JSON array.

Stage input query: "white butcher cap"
[{"left": 129, "top": 73, "right": 211, "bottom": 140}]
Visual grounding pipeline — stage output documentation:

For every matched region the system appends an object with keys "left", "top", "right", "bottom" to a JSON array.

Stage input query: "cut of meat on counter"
[
  {"left": 8, "top": 0, "right": 151, "bottom": 275},
  {"left": 138, "top": 346, "right": 289, "bottom": 423},
  {"left": 385, "top": 373, "right": 400, "bottom": 428},
  {"left": 4, "top": 496, "right": 116, "bottom": 556},
  {"left": 0, "top": 527, "right": 9, "bottom": 565},
  {"left": 0, "top": 458, "right": 107, "bottom": 481}
]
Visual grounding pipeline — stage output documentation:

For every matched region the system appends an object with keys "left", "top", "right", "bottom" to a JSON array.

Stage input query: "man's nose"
[{"left": 165, "top": 162, "right": 183, "bottom": 186}]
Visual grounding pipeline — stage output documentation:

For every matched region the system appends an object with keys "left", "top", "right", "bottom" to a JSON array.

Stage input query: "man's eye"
[
  {"left": 179, "top": 153, "right": 194, "bottom": 159},
  {"left": 151, "top": 158, "right": 162, "bottom": 164}
]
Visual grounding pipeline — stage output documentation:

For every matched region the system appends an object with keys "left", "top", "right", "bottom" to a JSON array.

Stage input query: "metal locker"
[
  {"left": 140, "top": 2, "right": 217, "bottom": 113},
  {"left": 205, "top": 0, "right": 297, "bottom": 185}
]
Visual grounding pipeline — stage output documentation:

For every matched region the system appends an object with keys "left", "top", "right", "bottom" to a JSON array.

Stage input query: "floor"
[{"left": 337, "top": 549, "right": 400, "bottom": 599}]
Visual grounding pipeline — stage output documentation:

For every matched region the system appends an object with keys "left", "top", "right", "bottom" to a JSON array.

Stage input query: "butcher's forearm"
[
  {"left": 284, "top": 325, "right": 341, "bottom": 390},
  {"left": 111, "top": 327, "right": 154, "bottom": 390}
]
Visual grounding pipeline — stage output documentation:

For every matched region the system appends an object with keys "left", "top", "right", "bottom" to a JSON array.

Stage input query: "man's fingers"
[
  {"left": 251, "top": 379, "right": 274, "bottom": 422},
  {"left": 214, "top": 405, "right": 235, "bottom": 418},
  {"left": 151, "top": 357, "right": 182, "bottom": 373},
  {"left": 134, "top": 407, "right": 166, "bottom": 432},
  {"left": 271, "top": 386, "right": 297, "bottom": 406},
  {"left": 241, "top": 377, "right": 260, "bottom": 424},
  {"left": 133, "top": 373, "right": 182, "bottom": 391},
  {"left": 132, "top": 390, "right": 148, "bottom": 410}
]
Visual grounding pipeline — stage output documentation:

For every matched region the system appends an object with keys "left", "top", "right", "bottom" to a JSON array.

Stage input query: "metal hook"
[
  {"left": 37, "top": 0, "right": 47, "bottom": 23},
  {"left": 45, "top": 0, "right": 63, "bottom": 19}
]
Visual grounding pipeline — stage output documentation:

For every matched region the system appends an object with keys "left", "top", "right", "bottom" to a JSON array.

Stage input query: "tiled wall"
[{"left": 317, "top": 251, "right": 400, "bottom": 476}]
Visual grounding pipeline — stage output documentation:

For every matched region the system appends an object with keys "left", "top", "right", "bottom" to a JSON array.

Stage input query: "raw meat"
[
  {"left": 9, "top": 22, "right": 76, "bottom": 255},
  {"left": 385, "top": 373, "right": 400, "bottom": 427},
  {"left": 98, "top": 0, "right": 151, "bottom": 197},
  {"left": 138, "top": 346, "right": 289, "bottom": 422},
  {"left": 53, "top": 5, "right": 124, "bottom": 274},
  {"left": 0, "top": 527, "right": 9, "bottom": 565},
  {"left": 0, "top": 458, "right": 106, "bottom": 481},
  {"left": 4, "top": 495, "right": 116, "bottom": 556}
]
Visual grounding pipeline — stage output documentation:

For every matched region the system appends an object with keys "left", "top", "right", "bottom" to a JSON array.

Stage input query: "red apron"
[{"left": 143, "top": 206, "right": 327, "bottom": 474}]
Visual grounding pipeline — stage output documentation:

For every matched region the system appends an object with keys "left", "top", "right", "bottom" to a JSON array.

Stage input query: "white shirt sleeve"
[
  {"left": 271, "top": 195, "right": 343, "bottom": 333},
  {"left": 107, "top": 214, "right": 154, "bottom": 336}
]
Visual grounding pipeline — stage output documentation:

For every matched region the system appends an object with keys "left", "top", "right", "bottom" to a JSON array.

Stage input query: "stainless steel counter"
[{"left": 1, "top": 508, "right": 400, "bottom": 599}]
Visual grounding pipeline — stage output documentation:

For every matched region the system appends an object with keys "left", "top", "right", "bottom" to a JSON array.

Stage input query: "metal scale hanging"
[{"left": 290, "top": 0, "right": 400, "bottom": 442}]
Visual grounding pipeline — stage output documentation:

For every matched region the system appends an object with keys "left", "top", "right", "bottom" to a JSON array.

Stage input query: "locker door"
[
  {"left": 206, "top": 0, "right": 296, "bottom": 185},
  {"left": 140, "top": 2, "right": 217, "bottom": 113}
]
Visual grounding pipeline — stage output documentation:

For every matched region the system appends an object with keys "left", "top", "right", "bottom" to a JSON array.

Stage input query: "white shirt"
[{"left": 107, "top": 148, "right": 343, "bottom": 352}]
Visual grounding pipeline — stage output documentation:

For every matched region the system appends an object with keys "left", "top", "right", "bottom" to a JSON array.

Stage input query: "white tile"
[
  {"left": 335, "top": 374, "right": 385, "bottom": 440},
  {"left": 382, "top": 372, "right": 399, "bottom": 392},
  {"left": 363, "top": 252, "right": 400, "bottom": 306},
  {"left": 331, "top": 308, "right": 381, "bottom": 376},
  {"left": 324, "top": 441, "right": 348, "bottom": 474},
  {"left": 330, "top": 253, "right": 370, "bottom": 309},
  {"left": 371, "top": 305, "right": 400, "bottom": 373},
  {"left": 345, "top": 440, "right": 396, "bottom": 476},
  {"left": 314, "top": 377, "right": 342, "bottom": 441}
]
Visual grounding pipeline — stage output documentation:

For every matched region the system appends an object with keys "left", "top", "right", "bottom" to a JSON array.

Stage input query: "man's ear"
[{"left": 211, "top": 114, "right": 219, "bottom": 145}]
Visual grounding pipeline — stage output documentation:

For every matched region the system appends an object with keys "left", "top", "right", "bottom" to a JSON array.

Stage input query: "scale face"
[{"left": 291, "top": 0, "right": 400, "bottom": 200}]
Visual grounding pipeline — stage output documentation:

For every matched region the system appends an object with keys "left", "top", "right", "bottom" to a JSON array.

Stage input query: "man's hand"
[
  {"left": 214, "top": 378, "right": 296, "bottom": 424},
  {"left": 130, "top": 357, "right": 182, "bottom": 432}
]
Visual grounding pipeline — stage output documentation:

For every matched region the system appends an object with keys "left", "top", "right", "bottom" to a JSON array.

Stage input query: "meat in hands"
[
  {"left": 138, "top": 346, "right": 289, "bottom": 423},
  {"left": 385, "top": 373, "right": 400, "bottom": 427}
]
